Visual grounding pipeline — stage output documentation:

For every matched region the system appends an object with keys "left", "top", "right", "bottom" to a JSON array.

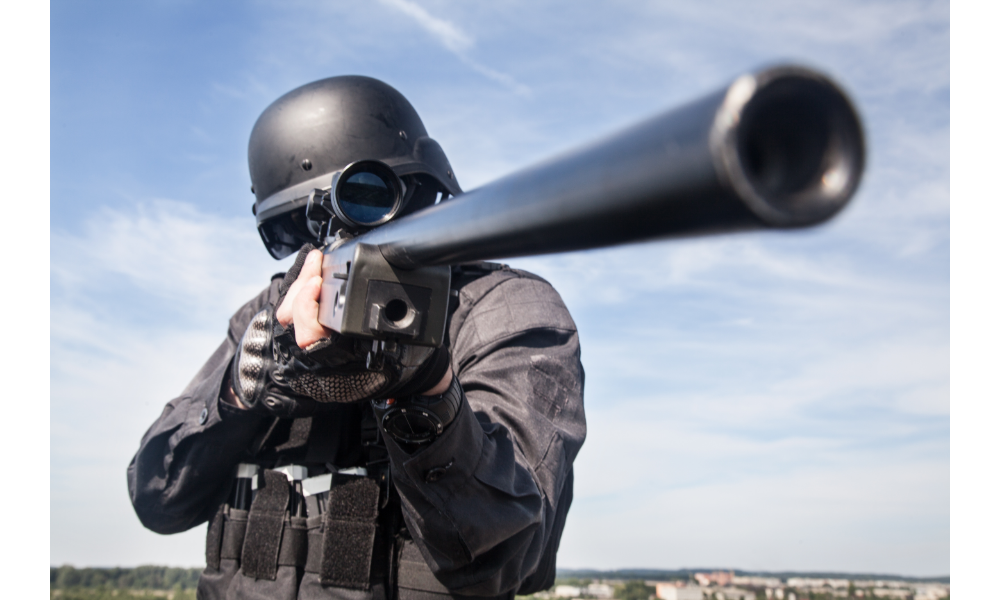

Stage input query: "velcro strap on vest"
[
  {"left": 241, "top": 469, "right": 290, "bottom": 581},
  {"left": 220, "top": 509, "right": 249, "bottom": 561},
  {"left": 319, "top": 477, "right": 381, "bottom": 589}
]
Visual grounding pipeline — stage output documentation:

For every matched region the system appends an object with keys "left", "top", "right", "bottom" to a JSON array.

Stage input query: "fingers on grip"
[
  {"left": 293, "top": 275, "right": 331, "bottom": 349},
  {"left": 276, "top": 250, "right": 323, "bottom": 327}
]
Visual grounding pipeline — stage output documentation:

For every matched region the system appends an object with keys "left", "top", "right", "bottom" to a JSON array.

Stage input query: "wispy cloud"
[
  {"left": 52, "top": 199, "right": 287, "bottom": 324},
  {"left": 375, "top": 0, "right": 531, "bottom": 96},
  {"left": 509, "top": 232, "right": 947, "bottom": 315},
  {"left": 378, "top": 0, "right": 473, "bottom": 53},
  {"left": 51, "top": 200, "right": 293, "bottom": 566},
  {"left": 50, "top": 199, "right": 289, "bottom": 454}
]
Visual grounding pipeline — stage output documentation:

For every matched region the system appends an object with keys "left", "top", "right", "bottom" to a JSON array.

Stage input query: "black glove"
[{"left": 229, "top": 244, "right": 451, "bottom": 418}]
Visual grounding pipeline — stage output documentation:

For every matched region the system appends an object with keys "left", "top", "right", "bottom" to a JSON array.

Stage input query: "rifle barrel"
[{"left": 353, "top": 64, "right": 865, "bottom": 269}]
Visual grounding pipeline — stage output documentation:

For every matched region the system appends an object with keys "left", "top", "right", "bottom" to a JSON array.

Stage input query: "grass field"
[{"left": 51, "top": 588, "right": 196, "bottom": 600}]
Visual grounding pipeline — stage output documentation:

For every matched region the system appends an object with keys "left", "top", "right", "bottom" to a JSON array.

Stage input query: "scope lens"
[{"left": 338, "top": 170, "right": 397, "bottom": 225}]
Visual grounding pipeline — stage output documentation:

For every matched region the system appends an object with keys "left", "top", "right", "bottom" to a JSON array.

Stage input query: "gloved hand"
[{"left": 228, "top": 244, "right": 451, "bottom": 418}]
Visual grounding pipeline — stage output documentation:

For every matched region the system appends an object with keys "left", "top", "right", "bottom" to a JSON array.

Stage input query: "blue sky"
[{"left": 49, "top": 0, "right": 949, "bottom": 576}]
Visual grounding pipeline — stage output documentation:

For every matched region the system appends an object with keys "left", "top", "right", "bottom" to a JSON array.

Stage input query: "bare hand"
[{"left": 275, "top": 249, "right": 333, "bottom": 349}]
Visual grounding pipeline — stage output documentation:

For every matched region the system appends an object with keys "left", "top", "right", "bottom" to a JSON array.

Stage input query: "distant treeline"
[
  {"left": 555, "top": 568, "right": 950, "bottom": 584},
  {"left": 51, "top": 565, "right": 951, "bottom": 590},
  {"left": 51, "top": 565, "right": 202, "bottom": 590}
]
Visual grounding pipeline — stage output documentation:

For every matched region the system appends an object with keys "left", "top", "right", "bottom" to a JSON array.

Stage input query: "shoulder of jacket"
[
  {"left": 450, "top": 262, "right": 551, "bottom": 298},
  {"left": 446, "top": 262, "right": 574, "bottom": 349}
]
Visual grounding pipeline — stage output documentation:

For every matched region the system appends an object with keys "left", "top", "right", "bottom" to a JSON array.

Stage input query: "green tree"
[
  {"left": 614, "top": 580, "right": 654, "bottom": 600},
  {"left": 55, "top": 565, "right": 82, "bottom": 588},
  {"left": 50, "top": 565, "right": 203, "bottom": 591}
]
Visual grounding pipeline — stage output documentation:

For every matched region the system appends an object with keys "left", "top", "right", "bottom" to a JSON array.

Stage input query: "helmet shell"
[{"left": 249, "top": 76, "right": 461, "bottom": 258}]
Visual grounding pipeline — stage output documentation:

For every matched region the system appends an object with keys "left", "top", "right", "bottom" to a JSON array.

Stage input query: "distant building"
[
  {"left": 694, "top": 572, "right": 733, "bottom": 587},
  {"left": 587, "top": 583, "right": 614, "bottom": 599},
  {"left": 786, "top": 578, "right": 850, "bottom": 590},
  {"left": 554, "top": 586, "right": 582, "bottom": 597},
  {"left": 655, "top": 583, "right": 702, "bottom": 600},
  {"left": 733, "top": 576, "right": 782, "bottom": 588},
  {"left": 914, "top": 584, "right": 950, "bottom": 600},
  {"left": 715, "top": 588, "right": 754, "bottom": 600},
  {"left": 871, "top": 590, "right": 910, "bottom": 599}
]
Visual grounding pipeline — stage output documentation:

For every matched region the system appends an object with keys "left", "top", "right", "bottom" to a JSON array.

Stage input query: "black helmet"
[{"left": 249, "top": 76, "right": 463, "bottom": 259}]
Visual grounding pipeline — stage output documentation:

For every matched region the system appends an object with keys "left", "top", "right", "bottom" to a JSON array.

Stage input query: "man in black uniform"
[{"left": 128, "top": 76, "right": 586, "bottom": 600}]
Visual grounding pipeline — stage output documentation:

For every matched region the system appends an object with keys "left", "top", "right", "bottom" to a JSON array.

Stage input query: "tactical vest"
[{"left": 198, "top": 264, "right": 521, "bottom": 600}]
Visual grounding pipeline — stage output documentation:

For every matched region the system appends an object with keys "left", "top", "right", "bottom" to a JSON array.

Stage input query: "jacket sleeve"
[
  {"left": 126, "top": 279, "right": 281, "bottom": 534},
  {"left": 380, "top": 270, "right": 587, "bottom": 596}
]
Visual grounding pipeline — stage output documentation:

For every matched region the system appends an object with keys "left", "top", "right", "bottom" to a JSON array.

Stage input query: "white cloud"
[
  {"left": 50, "top": 200, "right": 293, "bottom": 566},
  {"left": 50, "top": 198, "right": 291, "bottom": 438},
  {"left": 375, "top": 0, "right": 531, "bottom": 96},
  {"left": 377, "top": 0, "right": 473, "bottom": 53},
  {"left": 507, "top": 231, "right": 947, "bottom": 317},
  {"left": 52, "top": 199, "right": 288, "bottom": 324},
  {"left": 455, "top": 54, "right": 531, "bottom": 97}
]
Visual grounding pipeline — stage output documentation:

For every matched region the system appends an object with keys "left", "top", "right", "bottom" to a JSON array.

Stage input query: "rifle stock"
[{"left": 317, "top": 64, "right": 865, "bottom": 349}]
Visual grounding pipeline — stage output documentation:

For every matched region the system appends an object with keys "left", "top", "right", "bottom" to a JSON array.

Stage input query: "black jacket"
[{"left": 128, "top": 265, "right": 586, "bottom": 600}]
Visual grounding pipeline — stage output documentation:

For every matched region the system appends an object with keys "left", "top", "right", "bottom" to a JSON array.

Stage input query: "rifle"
[{"left": 311, "top": 65, "right": 865, "bottom": 357}]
